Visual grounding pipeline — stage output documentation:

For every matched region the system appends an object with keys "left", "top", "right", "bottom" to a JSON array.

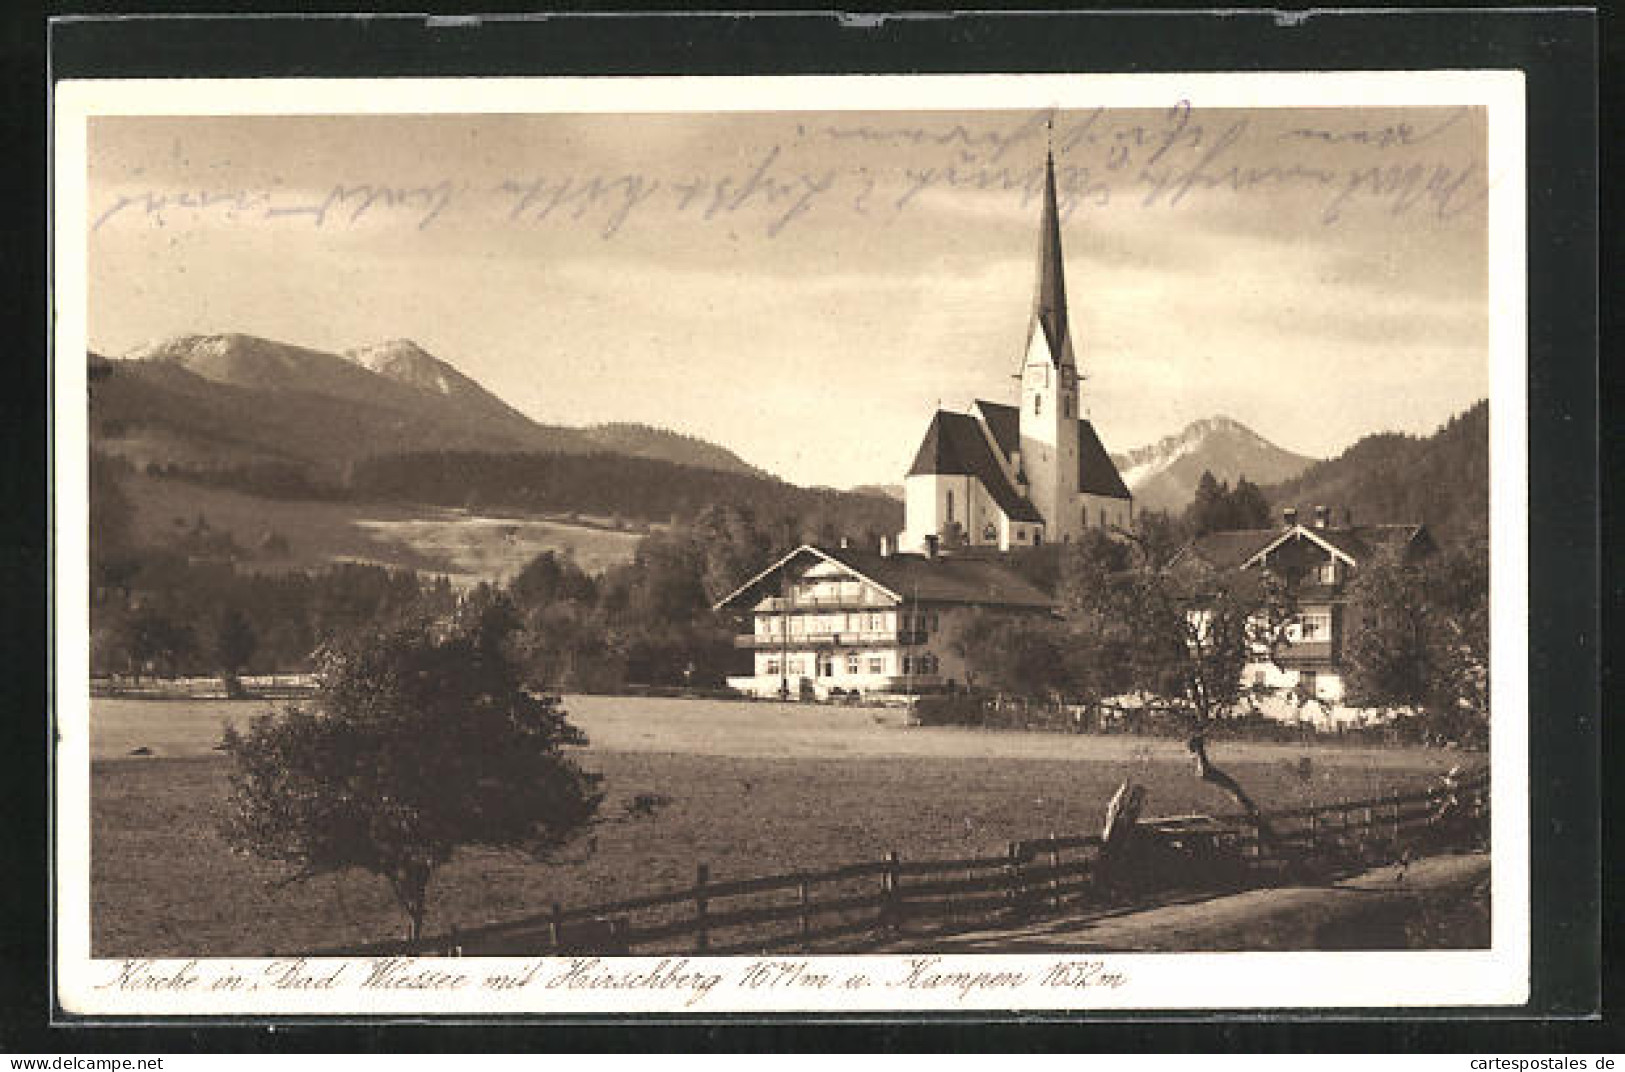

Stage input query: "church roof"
[
  {"left": 906, "top": 410, "right": 1043, "bottom": 523},
  {"left": 1030, "top": 148, "right": 1076, "bottom": 368},
  {"left": 1078, "top": 420, "right": 1132, "bottom": 499},
  {"left": 975, "top": 399, "right": 1021, "bottom": 458}
]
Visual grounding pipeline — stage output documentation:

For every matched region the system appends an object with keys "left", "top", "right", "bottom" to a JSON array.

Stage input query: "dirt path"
[{"left": 885, "top": 852, "right": 1491, "bottom": 952}]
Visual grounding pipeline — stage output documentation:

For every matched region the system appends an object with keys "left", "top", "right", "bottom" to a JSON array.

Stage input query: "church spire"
[{"left": 1031, "top": 119, "right": 1074, "bottom": 369}]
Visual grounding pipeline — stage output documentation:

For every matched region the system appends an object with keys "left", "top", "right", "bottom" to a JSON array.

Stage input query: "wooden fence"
[{"left": 330, "top": 766, "right": 1489, "bottom": 958}]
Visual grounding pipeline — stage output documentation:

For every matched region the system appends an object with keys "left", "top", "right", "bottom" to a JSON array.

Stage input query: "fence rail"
[{"left": 326, "top": 767, "right": 1488, "bottom": 958}]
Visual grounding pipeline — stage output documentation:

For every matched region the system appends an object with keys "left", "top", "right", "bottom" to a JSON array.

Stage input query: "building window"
[
  {"left": 945, "top": 489, "right": 955, "bottom": 523},
  {"left": 1062, "top": 395, "right": 1071, "bottom": 418},
  {"left": 983, "top": 522, "right": 998, "bottom": 542},
  {"left": 846, "top": 652, "right": 860, "bottom": 675},
  {"left": 1319, "top": 561, "right": 1338, "bottom": 583},
  {"left": 1034, "top": 394, "right": 1043, "bottom": 416},
  {"left": 901, "top": 656, "right": 911, "bottom": 675},
  {"left": 765, "top": 658, "right": 780, "bottom": 675},
  {"left": 817, "top": 654, "right": 834, "bottom": 677},
  {"left": 867, "top": 656, "right": 884, "bottom": 674},
  {"left": 1299, "top": 612, "right": 1331, "bottom": 641},
  {"left": 927, "top": 612, "right": 939, "bottom": 632}
]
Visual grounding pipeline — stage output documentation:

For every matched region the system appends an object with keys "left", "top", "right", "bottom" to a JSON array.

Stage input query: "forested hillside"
[
  {"left": 349, "top": 450, "right": 902, "bottom": 539},
  {"left": 1263, "top": 401, "right": 1488, "bottom": 542}
]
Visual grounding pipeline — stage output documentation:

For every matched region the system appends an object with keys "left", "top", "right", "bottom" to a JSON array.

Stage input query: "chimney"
[
  {"left": 879, "top": 535, "right": 893, "bottom": 558},
  {"left": 1314, "top": 505, "right": 1330, "bottom": 530},
  {"left": 1283, "top": 506, "right": 1299, "bottom": 528},
  {"left": 923, "top": 534, "right": 940, "bottom": 561}
]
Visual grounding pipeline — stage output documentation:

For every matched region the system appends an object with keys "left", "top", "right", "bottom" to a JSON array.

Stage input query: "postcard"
[{"left": 53, "top": 70, "right": 1528, "bottom": 1016}]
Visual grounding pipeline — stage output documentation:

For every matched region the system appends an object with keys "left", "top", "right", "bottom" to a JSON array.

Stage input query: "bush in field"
[
  {"left": 912, "top": 693, "right": 986, "bottom": 727},
  {"left": 219, "top": 592, "right": 603, "bottom": 944}
]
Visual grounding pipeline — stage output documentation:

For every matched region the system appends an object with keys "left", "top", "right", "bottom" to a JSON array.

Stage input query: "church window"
[
  {"left": 1034, "top": 394, "right": 1043, "bottom": 416},
  {"left": 1062, "top": 394, "right": 1072, "bottom": 418},
  {"left": 945, "top": 489, "right": 955, "bottom": 523}
]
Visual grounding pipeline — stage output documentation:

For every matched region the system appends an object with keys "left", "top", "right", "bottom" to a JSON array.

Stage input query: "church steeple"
[{"left": 1031, "top": 129, "right": 1075, "bottom": 369}]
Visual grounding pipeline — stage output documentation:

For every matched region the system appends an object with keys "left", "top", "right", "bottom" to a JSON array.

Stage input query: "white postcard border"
[{"left": 52, "top": 70, "right": 1529, "bottom": 1016}]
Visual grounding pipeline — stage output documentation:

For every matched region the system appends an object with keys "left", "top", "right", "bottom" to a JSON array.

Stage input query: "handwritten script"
[
  {"left": 92, "top": 103, "right": 1486, "bottom": 239},
  {"left": 92, "top": 953, "right": 1131, "bottom": 1011}
]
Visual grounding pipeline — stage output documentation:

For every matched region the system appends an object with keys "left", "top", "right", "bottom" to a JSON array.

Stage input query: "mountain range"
[
  {"left": 95, "top": 334, "right": 765, "bottom": 479},
  {"left": 1109, "top": 415, "right": 1318, "bottom": 514}
]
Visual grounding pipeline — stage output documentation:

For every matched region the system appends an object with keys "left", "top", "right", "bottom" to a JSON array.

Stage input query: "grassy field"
[
  {"left": 125, "top": 472, "right": 644, "bottom": 582},
  {"left": 86, "top": 696, "right": 1463, "bottom": 957}
]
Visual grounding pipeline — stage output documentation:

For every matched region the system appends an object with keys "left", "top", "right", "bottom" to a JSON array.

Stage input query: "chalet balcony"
[
  {"left": 735, "top": 630, "right": 929, "bottom": 650},
  {"left": 1275, "top": 639, "right": 1336, "bottom": 666},
  {"left": 756, "top": 594, "right": 894, "bottom": 612}
]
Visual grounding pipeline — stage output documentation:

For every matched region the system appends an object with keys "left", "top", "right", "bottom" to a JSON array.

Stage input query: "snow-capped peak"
[{"left": 344, "top": 339, "right": 461, "bottom": 396}]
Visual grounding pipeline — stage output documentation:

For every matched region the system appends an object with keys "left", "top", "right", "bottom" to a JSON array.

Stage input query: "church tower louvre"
[{"left": 1016, "top": 140, "right": 1084, "bottom": 543}]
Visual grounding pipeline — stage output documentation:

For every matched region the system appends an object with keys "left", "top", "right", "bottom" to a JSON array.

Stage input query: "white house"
[
  {"left": 715, "top": 542, "right": 1054, "bottom": 700},
  {"left": 899, "top": 144, "right": 1132, "bottom": 554}
]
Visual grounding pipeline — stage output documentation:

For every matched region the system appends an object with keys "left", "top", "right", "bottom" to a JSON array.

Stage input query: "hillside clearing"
[{"left": 123, "top": 472, "right": 644, "bottom": 581}]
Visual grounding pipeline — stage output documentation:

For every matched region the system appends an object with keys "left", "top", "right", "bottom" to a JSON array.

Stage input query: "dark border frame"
[{"left": 7, "top": 5, "right": 1603, "bottom": 1052}]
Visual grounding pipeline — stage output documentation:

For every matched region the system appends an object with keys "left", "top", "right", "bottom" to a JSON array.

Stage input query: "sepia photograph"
[{"left": 53, "top": 72, "right": 1529, "bottom": 1015}]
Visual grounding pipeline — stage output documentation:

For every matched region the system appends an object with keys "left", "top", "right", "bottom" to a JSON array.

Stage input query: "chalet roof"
[
  {"left": 1170, "top": 528, "right": 1280, "bottom": 571},
  {"left": 1172, "top": 523, "right": 1432, "bottom": 573},
  {"left": 1030, "top": 148, "right": 1076, "bottom": 369},
  {"left": 1078, "top": 420, "right": 1132, "bottom": 499},
  {"left": 823, "top": 546, "right": 1056, "bottom": 609},
  {"left": 713, "top": 544, "right": 1056, "bottom": 611},
  {"left": 906, "top": 410, "right": 1043, "bottom": 523}
]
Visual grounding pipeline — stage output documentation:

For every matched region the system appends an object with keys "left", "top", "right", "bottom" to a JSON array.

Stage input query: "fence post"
[
  {"left": 1006, "top": 841, "right": 1024, "bottom": 917},
  {"left": 883, "top": 851, "right": 902, "bottom": 935},
  {"left": 797, "top": 880, "right": 811, "bottom": 943},
  {"left": 1048, "top": 832, "right": 1062, "bottom": 911},
  {"left": 548, "top": 902, "right": 563, "bottom": 951},
  {"left": 694, "top": 863, "right": 710, "bottom": 954}
]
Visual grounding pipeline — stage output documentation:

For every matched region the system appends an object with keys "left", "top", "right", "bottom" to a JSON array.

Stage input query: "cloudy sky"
[{"left": 86, "top": 104, "right": 1489, "bottom": 488}]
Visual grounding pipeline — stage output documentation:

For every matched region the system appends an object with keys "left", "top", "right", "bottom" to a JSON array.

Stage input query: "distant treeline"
[{"left": 348, "top": 450, "right": 903, "bottom": 534}]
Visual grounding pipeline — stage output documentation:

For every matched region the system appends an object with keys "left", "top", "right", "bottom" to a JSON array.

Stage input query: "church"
[
  {"left": 715, "top": 144, "right": 1133, "bottom": 700},
  {"left": 898, "top": 143, "right": 1132, "bottom": 554}
]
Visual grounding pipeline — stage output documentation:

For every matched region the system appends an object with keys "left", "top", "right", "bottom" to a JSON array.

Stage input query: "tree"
[
  {"left": 219, "top": 594, "right": 604, "bottom": 944},
  {"left": 1080, "top": 556, "right": 1293, "bottom": 835},
  {"left": 1343, "top": 540, "right": 1488, "bottom": 745},
  {"left": 1342, "top": 548, "right": 1434, "bottom": 715},
  {"left": 1187, "top": 471, "right": 1228, "bottom": 536},
  {"left": 210, "top": 606, "right": 258, "bottom": 697}
]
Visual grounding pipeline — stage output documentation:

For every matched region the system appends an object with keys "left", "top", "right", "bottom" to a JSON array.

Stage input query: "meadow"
[{"left": 86, "top": 696, "right": 1462, "bottom": 957}]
